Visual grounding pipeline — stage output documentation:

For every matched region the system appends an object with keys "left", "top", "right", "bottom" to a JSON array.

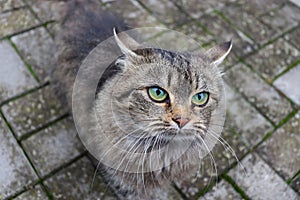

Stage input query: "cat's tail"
[{"left": 51, "top": 0, "right": 129, "bottom": 109}]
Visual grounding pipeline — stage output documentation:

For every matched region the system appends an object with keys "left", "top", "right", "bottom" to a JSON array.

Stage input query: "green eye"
[
  {"left": 148, "top": 87, "right": 168, "bottom": 102},
  {"left": 192, "top": 92, "right": 209, "bottom": 106}
]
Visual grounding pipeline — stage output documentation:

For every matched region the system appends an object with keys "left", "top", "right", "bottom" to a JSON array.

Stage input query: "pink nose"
[{"left": 172, "top": 117, "right": 190, "bottom": 128}]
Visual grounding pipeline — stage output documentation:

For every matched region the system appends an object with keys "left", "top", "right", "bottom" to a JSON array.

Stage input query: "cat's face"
[
  {"left": 112, "top": 49, "right": 223, "bottom": 145},
  {"left": 94, "top": 30, "right": 231, "bottom": 172}
]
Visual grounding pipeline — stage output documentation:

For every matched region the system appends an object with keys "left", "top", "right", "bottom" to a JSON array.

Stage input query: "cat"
[{"left": 52, "top": 0, "right": 232, "bottom": 199}]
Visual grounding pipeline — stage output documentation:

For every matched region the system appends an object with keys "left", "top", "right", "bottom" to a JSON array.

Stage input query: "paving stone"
[
  {"left": 22, "top": 118, "right": 84, "bottom": 177},
  {"left": 225, "top": 84, "right": 273, "bottom": 146},
  {"left": 171, "top": 0, "right": 221, "bottom": 19},
  {"left": 146, "top": 185, "right": 183, "bottom": 200},
  {"left": 136, "top": 0, "right": 188, "bottom": 26},
  {"left": 273, "top": 64, "right": 300, "bottom": 105},
  {"left": 2, "top": 85, "right": 66, "bottom": 139},
  {"left": 225, "top": 63, "right": 294, "bottom": 125},
  {"left": 0, "top": 40, "right": 37, "bottom": 103},
  {"left": 11, "top": 27, "right": 55, "bottom": 81},
  {"left": 221, "top": 3, "right": 277, "bottom": 45},
  {"left": 260, "top": 3, "right": 300, "bottom": 34},
  {"left": 142, "top": 20, "right": 215, "bottom": 52},
  {"left": 145, "top": 28, "right": 202, "bottom": 53},
  {"left": 0, "top": 116, "right": 38, "bottom": 199},
  {"left": 198, "top": 13, "right": 256, "bottom": 58},
  {"left": 13, "top": 185, "right": 49, "bottom": 200},
  {"left": 245, "top": 38, "right": 300, "bottom": 82},
  {"left": 174, "top": 21, "right": 215, "bottom": 47},
  {"left": 176, "top": 124, "right": 248, "bottom": 199},
  {"left": 103, "top": 0, "right": 165, "bottom": 28},
  {"left": 229, "top": 153, "right": 299, "bottom": 200},
  {"left": 257, "top": 111, "right": 300, "bottom": 180},
  {"left": 0, "top": 8, "right": 39, "bottom": 37},
  {"left": 219, "top": 0, "right": 282, "bottom": 17},
  {"left": 26, "top": 0, "right": 65, "bottom": 23},
  {"left": 0, "top": 0, "right": 24, "bottom": 12},
  {"left": 284, "top": 27, "right": 300, "bottom": 51},
  {"left": 44, "top": 156, "right": 117, "bottom": 200},
  {"left": 290, "top": 0, "right": 300, "bottom": 7},
  {"left": 198, "top": 180, "right": 242, "bottom": 200},
  {"left": 291, "top": 174, "right": 300, "bottom": 194},
  {"left": 46, "top": 22, "right": 59, "bottom": 37}
]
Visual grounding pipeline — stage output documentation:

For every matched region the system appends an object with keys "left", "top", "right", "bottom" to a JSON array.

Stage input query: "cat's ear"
[
  {"left": 113, "top": 28, "right": 141, "bottom": 58},
  {"left": 205, "top": 41, "right": 232, "bottom": 66}
]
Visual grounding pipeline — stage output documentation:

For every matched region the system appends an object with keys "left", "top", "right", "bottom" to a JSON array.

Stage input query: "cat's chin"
[{"left": 125, "top": 129, "right": 198, "bottom": 150}]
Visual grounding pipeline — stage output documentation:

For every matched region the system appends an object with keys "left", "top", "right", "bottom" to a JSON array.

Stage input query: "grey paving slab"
[
  {"left": 258, "top": 111, "right": 300, "bottom": 180},
  {"left": 225, "top": 63, "right": 294, "bottom": 125},
  {"left": 225, "top": 84, "right": 273, "bottom": 146},
  {"left": 0, "top": 40, "right": 37, "bottom": 103},
  {"left": 46, "top": 22, "right": 59, "bottom": 37},
  {"left": 103, "top": 0, "right": 165, "bottom": 28},
  {"left": 44, "top": 156, "right": 117, "bottom": 200},
  {"left": 245, "top": 38, "right": 300, "bottom": 82},
  {"left": 219, "top": 0, "right": 282, "bottom": 17},
  {"left": 13, "top": 185, "right": 49, "bottom": 200},
  {"left": 145, "top": 28, "right": 201, "bottom": 53},
  {"left": 221, "top": 3, "right": 277, "bottom": 45},
  {"left": 22, "top": 117, "right": 84, "bottom": 177},
  {"left": 274, "top": 64, "right": 300, "bottom": 105},
  {"left": 0, "top": 116, "right": 38, "bottom": 199},
  {"left": 11, "top": 27, "right": 55, "bottom": 81},
  {"left": 228, "top": 153, "right": 299, "bottom": 200},
  {"left": 284, "top": 27, "right": 300, "bottom": 50},
  {"left": 198, "top": 13, "right": 256, "bottom": 58},
  {"left": 136, "top": 0, "right": 187, "bottom": 26},
  {"left": 0, "top": 0, "right": 24, "bottom": 13},
  {"left": 176, "top": 123, "right": 248, "bottom": 199},
  {"left": 291, "top": 174, "right": 300, "bottom": 194},
  {"left": 153, "top": 186, "right": 183, "bottom": 200},
  {"left": 290, "top": 0, "right": 300, "bottom": 7},
  {"left": 0, "top": 8, "right": 39, "bottom": 37},
  {"left": 260, "top": 3, "right": 300, "bottom": 35},
  {"left": 25, "top": 0, "right": 65, "bottom": 23},
  {"left": 198, "top": 180, "right": 242, "bottom": 200},
  {"left": 171, "top": 0, "right": 219, "bottom": 19},
  {"left": 2, "top": 85, "right": 66, "bottom": 139},
  {"left": 174, "top": 21, "right": 214, "bottom": 47}
]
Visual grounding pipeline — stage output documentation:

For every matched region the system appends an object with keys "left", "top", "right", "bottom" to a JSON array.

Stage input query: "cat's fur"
[
  {"left": 53, "top": 0, "right": 232, "bottom": 199},
  {"left": 52, "top": 0, "right": 128, "bottom": 108}
]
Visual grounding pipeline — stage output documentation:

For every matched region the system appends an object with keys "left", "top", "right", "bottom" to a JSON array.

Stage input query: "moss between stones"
[
  {"left": 221, "top": 174, "right": 251, "bottom": 200},
  {"left": 8, "top": 38, "right": 40, "bottom": 82}
]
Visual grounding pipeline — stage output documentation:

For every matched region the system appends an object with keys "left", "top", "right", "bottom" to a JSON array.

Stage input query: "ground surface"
[{"left": 0, "top": 0, "right": 300, "bottom": 199}]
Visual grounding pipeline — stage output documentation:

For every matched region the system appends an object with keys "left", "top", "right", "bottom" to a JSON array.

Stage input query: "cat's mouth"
[{"left": 127, "top": 129, "right": 200, "bottom": 151}]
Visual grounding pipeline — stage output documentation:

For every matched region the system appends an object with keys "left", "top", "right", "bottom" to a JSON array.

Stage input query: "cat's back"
[{"left": 52, "top": 0, "right": 128, "bottom": 108}]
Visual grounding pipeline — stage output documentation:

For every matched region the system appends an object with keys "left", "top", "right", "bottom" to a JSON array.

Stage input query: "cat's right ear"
[
  {"left": 113, "top": 28, "right": 141, "bottom": 59},
  {"left": 205, "top": 41, "right": 232, "bottom": 66}
]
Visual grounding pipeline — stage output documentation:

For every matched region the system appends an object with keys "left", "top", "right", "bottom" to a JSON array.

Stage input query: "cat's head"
[{"left": 95, "top": 29, "right": 231, "bottom": 171}]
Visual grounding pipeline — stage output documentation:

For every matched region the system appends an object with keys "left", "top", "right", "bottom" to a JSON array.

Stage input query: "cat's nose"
[{"left": 172, "top": 116, "right": 190, "bottom": 128}]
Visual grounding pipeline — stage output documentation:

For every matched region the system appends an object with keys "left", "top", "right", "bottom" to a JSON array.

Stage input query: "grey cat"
[{"left": 52, "top": 0, "right": 232, "bottom": 199}]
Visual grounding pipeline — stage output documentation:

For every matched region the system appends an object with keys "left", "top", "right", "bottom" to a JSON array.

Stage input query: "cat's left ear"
[
  {"left": 113, "top": 28, "right": 141, "bottom": 58},
  {"left": 205, "top": 41, "right": 232, "bottom": 66}
]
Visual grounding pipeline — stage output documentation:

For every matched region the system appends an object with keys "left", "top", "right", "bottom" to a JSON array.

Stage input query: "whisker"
[
  {"left": 120, "top": 131, "right": 150, "bottom": 185},
  {"left": 92, "top": 124, "right": 152, "bottom": 191},
  {"left": 195, "top": 135, "right": 218, "bottom": 185},
  {"left": 207, "top": 130, "right": 246, "bottom": 175}
]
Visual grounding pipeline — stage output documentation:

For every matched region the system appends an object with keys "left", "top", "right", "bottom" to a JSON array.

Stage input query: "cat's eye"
[
  {"left": 192, "top": 92, "right": 209, "bottom": 107},
  {"left": 147, "top": 87, "right": 168, "bottom": 102}
]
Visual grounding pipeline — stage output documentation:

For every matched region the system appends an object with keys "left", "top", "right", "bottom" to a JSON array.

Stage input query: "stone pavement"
[{"left": 0, "top": 0, "right": 300, "bottom": 199}]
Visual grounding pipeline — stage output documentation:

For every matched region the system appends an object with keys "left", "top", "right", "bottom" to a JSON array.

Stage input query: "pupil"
[
  {"left": 198, "top": 94, "right": 203, "bottom": 100},
  {"left": 156, "top": 89, "right": 161, "bottom": 96}
]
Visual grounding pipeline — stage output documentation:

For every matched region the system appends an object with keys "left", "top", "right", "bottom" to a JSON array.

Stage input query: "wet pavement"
[{"left": 0, "top": 0, "right": 299, "bottom": 199}]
